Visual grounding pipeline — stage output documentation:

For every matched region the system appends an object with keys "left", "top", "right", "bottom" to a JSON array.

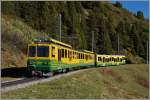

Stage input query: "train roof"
[
  {"left": 83, "top": 50, "right": 94, "bottom": 54},
  {"left": 32, "top": 38, "right": 72, "bottom": 48},
  {"left": 97, "top": 54, "right": 125, "bottom": 57}
]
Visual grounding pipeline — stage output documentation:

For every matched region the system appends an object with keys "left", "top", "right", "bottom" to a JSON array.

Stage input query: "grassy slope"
[{"left": 2, "top": 64, "right": 149, "bottom": 99}]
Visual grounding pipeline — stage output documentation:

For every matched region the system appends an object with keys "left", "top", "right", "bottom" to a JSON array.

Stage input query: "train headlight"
[
  {"left": 29, "top": 62, "right": 33, "bottom": 64},
  {"left": 43, "top": 62, "right": 49, "bottom": 65},
  {"left": 28, "top": 61, "right": 34, "bottom": 65}
]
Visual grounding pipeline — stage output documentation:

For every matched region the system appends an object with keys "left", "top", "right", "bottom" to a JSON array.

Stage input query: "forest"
[{"left": 1, "top": 1, "right": 149, "bottom": 65}]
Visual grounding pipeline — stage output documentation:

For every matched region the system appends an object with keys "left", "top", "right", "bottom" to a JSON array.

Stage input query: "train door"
[
  {"left": 69, "top": 51, "right": 72, "bottom": 61},
  {"left": 58, "top": 49, "right": 61, "bottom": 62}
]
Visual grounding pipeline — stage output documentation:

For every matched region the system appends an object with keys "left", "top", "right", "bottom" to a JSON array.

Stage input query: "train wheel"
[
  {"left": 62, "top": 69, "right": 66, "bottom": 73},
  {"left": 66, "top": 68, "right": 69, "bottom": 73},
  {"left": 38, "top": 71, "right": 43, "bottom": 77},
  {"left": 43, "top": 72, "right": 54, "bottom": 78},
  {"left": 31, "top": 70, "right": 35, "bottom": 76}
]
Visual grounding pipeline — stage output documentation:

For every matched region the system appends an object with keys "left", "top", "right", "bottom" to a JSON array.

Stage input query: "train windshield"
[
  {"left": 28, "top": 46, "right": 36, "bottom": 57},
  {"left": 28, "top": 46, "right": 49, "bottom": 57},
  {"left": 37, "top": 46, "right": 49, "bottom": 57}
]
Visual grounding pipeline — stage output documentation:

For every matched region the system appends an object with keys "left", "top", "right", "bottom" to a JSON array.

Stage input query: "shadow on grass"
[{"left": 1, "top": 67, "right": 29, "bottom": 78}]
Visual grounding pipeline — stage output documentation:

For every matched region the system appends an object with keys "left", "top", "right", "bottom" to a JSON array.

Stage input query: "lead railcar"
[{"left": 27, "top": 38, "right": 95, "bottom": 76}]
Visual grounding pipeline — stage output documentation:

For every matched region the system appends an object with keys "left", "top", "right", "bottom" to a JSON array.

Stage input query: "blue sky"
[{"left": 111, "top": 1, "right": 149, "bottom": 19}]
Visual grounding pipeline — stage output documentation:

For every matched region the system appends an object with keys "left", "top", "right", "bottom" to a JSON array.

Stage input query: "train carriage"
[
  {"left": 96, "top": 54, "right": 126, "bottom": 67},
  {"left": 27, "top": 38, "right": 95, "bottom": 76},
  {"left": 97, "top": 55, "right": 106, "bottom": 66}
]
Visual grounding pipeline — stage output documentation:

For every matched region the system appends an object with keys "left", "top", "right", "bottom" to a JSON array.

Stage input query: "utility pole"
[
  {"left": 92, "top": 31, "right": 94, "bottom": 52},
  {"left": 59, "top": 13, "right": 61, "bottom": 41},
  {"left": 147, "top": 41, "right": 149, "bottom": 64},
  {"left": 118, "top": 34, "right": 120, "bottom": 54}
]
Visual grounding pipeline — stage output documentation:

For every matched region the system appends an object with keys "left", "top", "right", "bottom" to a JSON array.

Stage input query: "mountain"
[{"left": 1, "top": 1, "right": 149, "bottom": 68}]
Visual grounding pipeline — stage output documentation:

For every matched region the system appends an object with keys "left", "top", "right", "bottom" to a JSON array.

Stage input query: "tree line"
[{"left": 2, "top": 1, "right": 149, "bottom": 60}]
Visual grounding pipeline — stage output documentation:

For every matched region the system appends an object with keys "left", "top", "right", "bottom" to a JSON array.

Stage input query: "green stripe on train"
[{"left": 27, "top": 59, "right": 94, "bottom": 73}]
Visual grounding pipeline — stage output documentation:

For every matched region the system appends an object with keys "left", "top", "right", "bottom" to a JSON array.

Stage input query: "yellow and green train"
[{"left": 27, "top": 38, "right": 126, "bottom": 76}]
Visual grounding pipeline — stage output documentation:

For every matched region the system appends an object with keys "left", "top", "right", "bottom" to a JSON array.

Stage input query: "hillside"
[
  {"left": 1, "top": 15, "right": 48, "bottom": 69},
  {"left": 2, "top": 64, "right": 149, "bottom": 99},
  {"left": 1, "top": 1, "right": 149, "bottom": 68}
]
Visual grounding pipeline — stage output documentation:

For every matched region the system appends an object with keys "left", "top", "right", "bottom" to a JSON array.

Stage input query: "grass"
[{"left": 1, "top": 64, "right": 149, "bottom": 99}]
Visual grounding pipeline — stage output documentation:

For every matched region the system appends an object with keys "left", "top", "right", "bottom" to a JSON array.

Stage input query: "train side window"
[
  {"left": 65, "top": 49, "right": 67, "bottom": 58},
  {"left": 73, "top": 51, "right": 74, "bottom": 58},
  {"left": 117, "top": 57, "right": 119, "bottom": 62},
  {"left": 68, "top": 50, "right": 70, "bottom": 58},
  {"left": 83, "top": 54, "right": 84, "bottom": 59},
  {"left": 70, "top": 51, "right": 72, "bottom": 58},
  {"left": 86, "top": 55, "right": 88, "bottom": 60},
  {"left": 52, "top": 46, "right": 55, "bottom": 57},
  {"left": 103, "top": 57, "right": 105, "bottom": 62},
  {"left": 87, "top": 55, "right": 89, "bottom": 60},
  {"left": 62, "top": 49, "right": 64, "bottom": 58},
  {"left": 79, "top": 53, "right": 80, "bottom": 59},
  {"left": 74, "top": 52, "right": 75, "bottom": 59},
  {"left": 75, "top": 52, "right": 76, "bottom": 59}
]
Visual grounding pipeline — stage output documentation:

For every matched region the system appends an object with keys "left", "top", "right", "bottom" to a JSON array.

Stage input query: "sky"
[{"left": 111, "top": 1, "right": 149, "bottom": 19}]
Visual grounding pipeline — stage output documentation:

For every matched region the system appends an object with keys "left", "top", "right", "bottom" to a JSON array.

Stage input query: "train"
[{"left": 27, "top": 38, "right": 126, "bottom": 76}]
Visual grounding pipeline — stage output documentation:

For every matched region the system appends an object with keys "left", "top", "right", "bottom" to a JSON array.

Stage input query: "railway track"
[
  {"left": 1, "top": 77, "right": 42, "bottom": 88},
  {"left": 1, "top": 77, "right": 44, "bottom": 92},
  {"left": 1, "top": 68, "right": 90, "bottom": 92}
]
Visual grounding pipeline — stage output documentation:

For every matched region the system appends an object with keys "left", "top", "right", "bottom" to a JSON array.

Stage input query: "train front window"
[
  {"left": 37, "top": 46, "right": 49, "bottom": 57},
  {"left": 28, "top": 46, "right": 36, "bottom": 57}
]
